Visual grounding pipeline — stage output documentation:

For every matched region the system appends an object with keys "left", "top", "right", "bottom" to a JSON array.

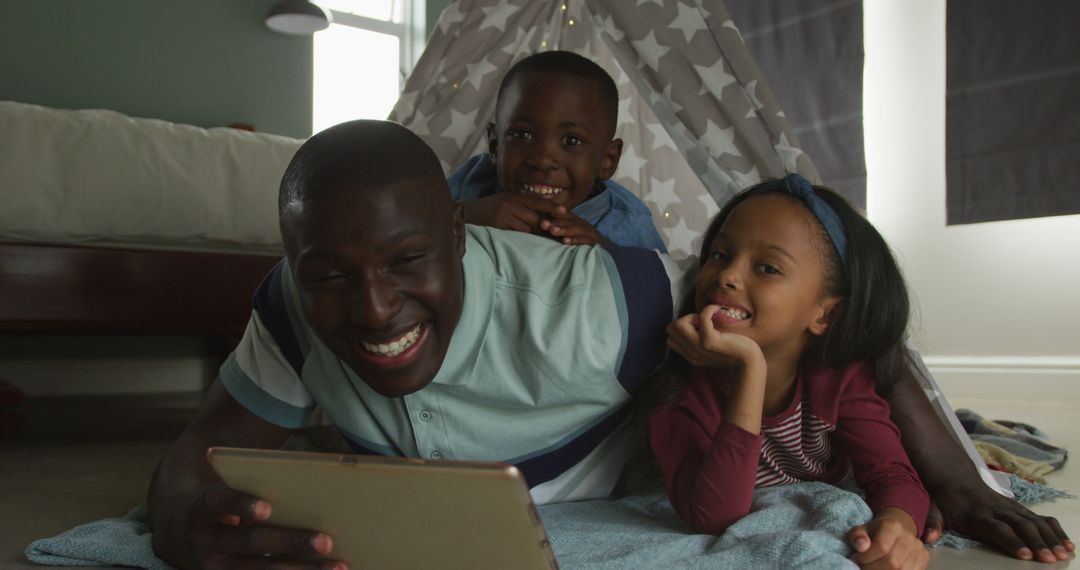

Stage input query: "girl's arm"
[
  {"left": 834, "top": 365, "right": 929, "bottom": 534},
  {"left": 664, "top": 306, "right": 768, "bottom": 433},
  {"left": 650, "top": 307, "right": 767, "bottom": 534},
  {"left": 831, "top": 363, "right": 930, "bottom": 568}
]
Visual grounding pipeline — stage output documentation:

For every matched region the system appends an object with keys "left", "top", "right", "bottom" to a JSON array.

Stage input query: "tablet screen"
[{"left": 208, "top": 447, "right": 558, "bottom": 569}]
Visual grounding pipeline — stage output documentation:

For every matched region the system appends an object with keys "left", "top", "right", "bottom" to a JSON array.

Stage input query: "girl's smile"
[{"left": 706, "top": 295, "right": 752, "bottom": 325}]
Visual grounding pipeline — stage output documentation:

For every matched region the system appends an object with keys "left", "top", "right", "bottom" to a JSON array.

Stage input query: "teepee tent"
[
  {"left": 389, "top": 0, "right": 819, "bottom": 259},
  {"left": 388, "top": 0, "right": 1011, "bottom": 497}
]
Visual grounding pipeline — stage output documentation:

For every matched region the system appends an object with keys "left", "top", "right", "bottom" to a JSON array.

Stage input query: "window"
[
  {"left": 312, "top": 0, "right": 425, "bottom": 134},
  {"left": 945, "top": 0, "right": 1080, "bottom": 224}
]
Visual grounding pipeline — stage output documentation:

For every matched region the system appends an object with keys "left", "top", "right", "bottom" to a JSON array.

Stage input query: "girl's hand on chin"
[{"left": 667, "top": 305, "right": 764, "bottom": 373}]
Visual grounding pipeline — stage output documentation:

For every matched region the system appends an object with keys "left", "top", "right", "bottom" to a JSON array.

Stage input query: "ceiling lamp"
[{"left": 266, "top": 0, "right": 332, "bottom": 35}]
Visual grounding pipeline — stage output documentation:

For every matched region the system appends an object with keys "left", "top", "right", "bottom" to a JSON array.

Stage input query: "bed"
[{"left": 0, "top": 101, "right": 301, "bottom": 360}]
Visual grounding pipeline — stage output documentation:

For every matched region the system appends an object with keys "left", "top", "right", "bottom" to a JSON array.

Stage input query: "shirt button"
[
  {"left": 430, "top": 450, "right": 443, "bottom": 459},
  {"left": 419, "top": 410, "right": 432, "bottom": 422}
]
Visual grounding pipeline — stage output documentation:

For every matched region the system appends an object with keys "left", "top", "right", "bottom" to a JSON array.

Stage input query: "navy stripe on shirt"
[
  {"left": 342, "top": 407, "right": 628, "bottom": 492},
  {"left": 252, "top": 260, "right": 305, "bottom": 377},
  {"left": 513, "top": 405, "right": 631, "bottom": 489},
  {"left": 603, "top": 245, "right": 671, "bottom": 392}
]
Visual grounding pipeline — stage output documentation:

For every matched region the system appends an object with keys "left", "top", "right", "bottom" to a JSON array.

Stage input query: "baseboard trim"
[
  {"left": 923, "top": 355, "right": 1080, "bottom": 403},
  {"left": 0, "top": 357, "right": 214, "bottom": 397}
]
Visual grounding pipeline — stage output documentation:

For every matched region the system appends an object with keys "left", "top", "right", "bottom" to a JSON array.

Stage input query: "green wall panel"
[
  {"left": 1, "top": 0, "right": 313, "bottom": 138},
  {"left": 426, "top": 0, "right": 451, "bottom": 40}
]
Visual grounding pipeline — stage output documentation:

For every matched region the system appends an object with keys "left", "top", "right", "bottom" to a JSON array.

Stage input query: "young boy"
[
  {"left": 147, "top": 120, "right": 682, "bottom": 569},
  {"left": 447, "top": 50, "right": 668, "bottom": 251}
]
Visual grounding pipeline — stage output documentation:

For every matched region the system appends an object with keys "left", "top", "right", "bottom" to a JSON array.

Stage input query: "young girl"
[{"left": 648, "top": 174, "right": 930, "bottom": 569}]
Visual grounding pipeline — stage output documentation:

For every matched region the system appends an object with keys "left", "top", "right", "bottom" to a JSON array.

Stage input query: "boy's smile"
[
  {"left": 488, "top": 70, "right": 622, "bottom": 211},
  {"left": 696, "top": 195, "right": 838, "bottom": 364},
  {"left": 287, "top": 180, "right": 466, "bottom": 397}
]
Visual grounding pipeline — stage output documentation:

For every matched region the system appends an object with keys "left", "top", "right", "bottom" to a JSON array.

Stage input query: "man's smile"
[{"left": 355, "top": 322, "right": 429, "bottom": 367}]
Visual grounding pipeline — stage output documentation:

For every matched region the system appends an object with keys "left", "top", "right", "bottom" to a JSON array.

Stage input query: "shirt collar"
[{"left": 571, "top": 182, "right": 613, "bottom": 225}]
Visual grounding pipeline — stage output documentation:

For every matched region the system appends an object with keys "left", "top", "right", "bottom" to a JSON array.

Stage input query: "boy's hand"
[
  {"left": 667, "top": 305, "right": 764, "bottom": 372},
  {"left": 461, "top": 194, "right": 567, "bottom": 235},
  {"left": 155, "top": 481, "right": 346, "bottom": 570},
  {"left": 539, "top": 212, "right": 609, "bottom": 246},
  {"left": 849, "top": 507, "right": 929, "bottom": 569}
]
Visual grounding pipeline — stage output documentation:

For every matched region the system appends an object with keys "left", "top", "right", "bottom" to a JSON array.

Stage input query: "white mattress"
[{"left": 0, "top": 101, "right": 303, "bottom": 254}]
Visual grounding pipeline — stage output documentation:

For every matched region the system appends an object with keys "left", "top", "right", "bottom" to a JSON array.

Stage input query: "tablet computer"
[{"left": 207, "top": 447, "right": 558, "bottom": 570}]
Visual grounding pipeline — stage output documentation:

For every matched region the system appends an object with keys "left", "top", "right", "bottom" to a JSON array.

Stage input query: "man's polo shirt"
[{"left": 221, "top": 225, "right": 685, "bottom": 504}]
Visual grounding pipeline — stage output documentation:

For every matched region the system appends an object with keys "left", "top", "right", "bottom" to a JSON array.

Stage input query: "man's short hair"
[{"left": 279, "top": 120, "right": 445, "bottom": 215}]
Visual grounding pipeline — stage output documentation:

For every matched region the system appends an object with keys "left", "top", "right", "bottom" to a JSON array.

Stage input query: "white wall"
[{"left": 863, "top": 0, "right": 1080, "bottom": 400}]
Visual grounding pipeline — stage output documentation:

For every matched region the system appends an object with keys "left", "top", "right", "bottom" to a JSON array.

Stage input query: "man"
[{"left": 148, "top": 120, "right": 682, "bottom": 568}]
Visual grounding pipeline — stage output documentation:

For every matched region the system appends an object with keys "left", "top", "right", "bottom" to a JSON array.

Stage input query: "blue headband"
[{"left": 751, "top": 173, "right": 848, "bottom": 266}]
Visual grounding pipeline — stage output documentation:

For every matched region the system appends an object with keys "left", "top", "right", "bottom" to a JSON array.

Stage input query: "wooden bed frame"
[{"left": 0, "top": 242, "right": 281, "bottom": 361}]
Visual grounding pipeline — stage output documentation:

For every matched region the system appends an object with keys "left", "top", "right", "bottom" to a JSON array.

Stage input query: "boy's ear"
[
  {"left": 808, "top": 297, "right": 841, "bottom": 337},
  {"left": 486, "top": 122, "right": 499, "bottom": 158},
  {"left": 452, "top": 201, "right": 467, "bottom": 258},
  {"left": 598, "top": 138, "right": 623, "bottom": 180}
]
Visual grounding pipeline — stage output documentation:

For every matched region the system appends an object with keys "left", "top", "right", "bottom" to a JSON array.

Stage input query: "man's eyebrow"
[
  {"left": 377, "top": 227, "right": 429, "bottom": 247},
  {"left": 297, "top": 228, "right": 429, "bottom": 263}
]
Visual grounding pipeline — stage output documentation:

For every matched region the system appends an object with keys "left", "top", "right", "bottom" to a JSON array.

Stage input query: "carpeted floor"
[
  {"left": 1, "top": 393, "right": 198, "bottom": 570},
  {"left": 1, "top": 393, "right": 1075, "bottom": 569}
]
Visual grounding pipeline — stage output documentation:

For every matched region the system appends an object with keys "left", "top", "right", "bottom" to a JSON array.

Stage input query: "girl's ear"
[{"left": 809, "top": 297, "right": 841, "bottom": 337}]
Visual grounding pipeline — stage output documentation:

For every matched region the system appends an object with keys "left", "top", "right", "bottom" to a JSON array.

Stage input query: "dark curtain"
[
  {"left": 726, "top": 0, "right": 866, "bottom": 208},
  {"left": 946, "top": 0, "right": 1080, "bottom": 225}
]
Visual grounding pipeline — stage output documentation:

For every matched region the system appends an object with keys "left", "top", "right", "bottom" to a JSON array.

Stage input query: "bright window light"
[
  {"left": 319, "top": 0, "right": 399, "bottom": 21},
  {"left": 312, "top": 23, "right": 401, "bottom": 134}
]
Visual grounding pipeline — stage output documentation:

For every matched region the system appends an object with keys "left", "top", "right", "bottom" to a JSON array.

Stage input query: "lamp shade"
[{"left": 266, "top": 0, "right": 331, "bottom": 35}]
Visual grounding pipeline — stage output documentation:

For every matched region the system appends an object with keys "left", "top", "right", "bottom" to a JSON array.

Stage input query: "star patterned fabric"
[{"left": 388, "top": 0, "right": 819, "bottom": 259}]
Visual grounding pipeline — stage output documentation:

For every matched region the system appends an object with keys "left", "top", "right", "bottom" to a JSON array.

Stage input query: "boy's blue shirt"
[{"left": 447, "top": 154, "right": 668, "bottom": 252}]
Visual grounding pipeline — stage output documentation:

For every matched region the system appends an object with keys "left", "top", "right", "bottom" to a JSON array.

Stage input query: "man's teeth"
[
  {"left": 523, "top": 183, "right": 564, "bottom": 195},
  {"left": 361, "top": 324, "right": 422, "bottom": 357},
  {"left": 718, "top": 307, "right": 750, "bottom": 320}
]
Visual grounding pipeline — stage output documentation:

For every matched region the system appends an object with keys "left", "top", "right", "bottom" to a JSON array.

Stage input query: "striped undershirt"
[{"left": 756, "top": 394, "right": 848, "bottom": 487}]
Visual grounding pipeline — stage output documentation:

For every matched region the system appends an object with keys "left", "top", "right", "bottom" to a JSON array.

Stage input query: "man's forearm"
[
  {"left": 886, "top": 350, "right": 1074, "bottom": 561},
  {"left": 146, "top": 430, "right": 224, "bottom": 567},
  {"left": 886, "top": 360, "right": 982, "bottom": 493}
]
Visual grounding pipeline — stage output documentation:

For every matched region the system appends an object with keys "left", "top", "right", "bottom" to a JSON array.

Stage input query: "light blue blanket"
[
  {"left": 24, "top": 507, "right": 173, "bottom": 570},
  {"left": 539, "top": 483, "right": 868, "bottom": 569},
  {"left": 26, "top": 483, "right": 870, "bottom": 569}
]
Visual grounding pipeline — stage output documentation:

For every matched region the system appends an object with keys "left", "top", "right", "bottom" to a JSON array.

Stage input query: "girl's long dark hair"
[{"left": 627, "top": 180, "right": 912, "bottom": 484}]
